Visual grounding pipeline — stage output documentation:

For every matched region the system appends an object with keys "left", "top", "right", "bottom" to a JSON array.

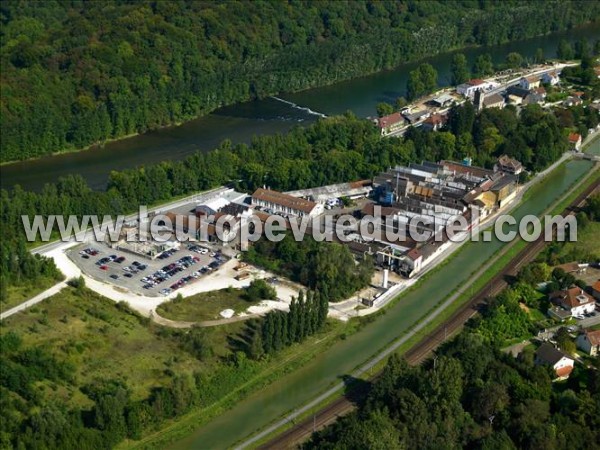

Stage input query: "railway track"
[{"left": 258, "top": 177, "right": 599, "bottom": 450}]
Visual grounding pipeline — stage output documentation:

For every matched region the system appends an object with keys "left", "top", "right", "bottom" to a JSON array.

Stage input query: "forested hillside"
[{"left": 2, "top": 0, "right": 599, "bottom": 161}]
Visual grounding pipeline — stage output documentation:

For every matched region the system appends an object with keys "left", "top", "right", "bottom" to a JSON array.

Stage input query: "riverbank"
[{"left": 3, "top": 21, "right": 599, "bottom": 191}]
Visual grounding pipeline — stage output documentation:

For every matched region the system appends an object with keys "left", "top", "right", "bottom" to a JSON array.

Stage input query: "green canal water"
[{"left": 169, "top": 153, "right": 597, "bottom": 449}]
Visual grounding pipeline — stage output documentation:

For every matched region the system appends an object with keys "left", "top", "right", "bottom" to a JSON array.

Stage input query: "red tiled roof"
[
  {"left": 568, "top": 133, "right": 581, "bottom": 143},
  {"left": 377, "top": 112, "right": 404, "bottom": 129},
  {"left": 550, "top": 286, "right": 594, "bottom": 309},
  {"left": 584, "top": 329, "right": 600, "bottom": 347},
  {"left": 592, "top": 280, "right": 600, "bottom": 293},
  {"left": 252, "top": 188, "right": 317, "bottom": 214},
  {"left": 555, "top": 365, "right": 574, "bottom": 378},
  {"left": 468, "top": 79, "right": 485, "bottom": 86},
  {"left": 424, "top": 113, "right": 447, "bottom": 126}
]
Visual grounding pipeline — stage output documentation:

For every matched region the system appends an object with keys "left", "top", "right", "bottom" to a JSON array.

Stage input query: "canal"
[
  {"left": 165, "top": 149, "right": 598, "bottom": 449},
  {"left": 2, "top": 22, "right": 599, "bottom": 191}
]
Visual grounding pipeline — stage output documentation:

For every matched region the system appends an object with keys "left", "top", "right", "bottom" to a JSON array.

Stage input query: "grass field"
[
  {"left": 559, "top": 221, "right": 600, "bottom": 258},
  {"left": 1, "top": 287, "right": 211, "bottom": 404},
  {"left": 1, "top": 276, "right": 61, "bottom": 311},
  {"left": 157, "top": 288, "right": 260, "bottom": 322}
]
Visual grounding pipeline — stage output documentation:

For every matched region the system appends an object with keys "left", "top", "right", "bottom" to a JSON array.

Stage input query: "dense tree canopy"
[{"left": 2, "top": 0, "right": 599, "bottom": 162}]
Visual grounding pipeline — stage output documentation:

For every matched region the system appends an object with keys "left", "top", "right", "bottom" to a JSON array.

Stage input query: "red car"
[{"left": 99, "top": 265, "right": 109, "bottom": 270}]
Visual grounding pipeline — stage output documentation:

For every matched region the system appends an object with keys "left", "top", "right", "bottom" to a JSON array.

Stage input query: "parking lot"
[{"left": 69, "top": 243, "right": 228, "bottom": 297}]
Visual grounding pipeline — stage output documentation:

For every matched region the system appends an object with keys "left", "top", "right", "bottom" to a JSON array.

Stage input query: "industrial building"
[
  {"left": 252, "top": 188, "right": 323, "bottom": 217},
  {"left": 368, "top": 159, "right": 518, "bottom": 277}
]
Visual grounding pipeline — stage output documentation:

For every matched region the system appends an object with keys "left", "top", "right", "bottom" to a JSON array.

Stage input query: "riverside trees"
[{"left": 2, "top": 1, "right": 599, "bottom": 162}]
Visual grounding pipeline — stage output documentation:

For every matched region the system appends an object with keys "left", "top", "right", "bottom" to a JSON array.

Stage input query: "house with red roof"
[
  {"left": 535, "top": 343, "right": 575, "bottom": 380},
  {"left": 592, "top": 280, "right": 600, "bottom": 301},
  {"left": 375, "top": 112, "right": 405, "bottom": 136},
  {"left": 568, "top": 133, "right": 582, "bottom": 151},
  {"left": 577, "top": 329, "right": 600, "bottom": 356},
  {"left": 549, "top": 286, "right": 595, "bottom": 318},
  {"left": 421, "top": 113, "right": 448, "bottom": 132}
]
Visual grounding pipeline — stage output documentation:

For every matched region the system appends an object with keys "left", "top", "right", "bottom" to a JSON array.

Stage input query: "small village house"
[
  {"left": 494, "top": 155, "right": 523, "bottom": 175},
  {"left": 542, "top": 70, "right": 560, "bottom": 85},
  {"left": 592, "top": 280, "right": 600, "bottom": 301},
  {"left": 534, "top": 342, "right": 575, "bottom": 380},
  {"left": 519, "top": 75, "right": 541, "bottom": 90},
  {"left": 568, "top": 133, "right": 582, "bottom": 151},
  {"left": 549, "top": 286, "right": 596, "bottom": 318},
  {"left": 421, "top": 113, "right": 448, "bottom": 131},
  {"left": 577, "top": 329, "right": 600, "bottom": 356},
  {"left": 375, "top": 112, "right": 405, "bottom": 136}
]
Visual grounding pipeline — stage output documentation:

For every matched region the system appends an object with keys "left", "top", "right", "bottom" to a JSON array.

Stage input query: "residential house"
[
  {"left": 595, "top": 67, "right": 600, "bottom": 79},
  {"left": 456, "top": 79, "right": 494, "bottom": 98},
  {"left": 532, "top": 86, "right": 547, "bottom": 98},
  {"left": 523, "top": 92, "right": 546, "bottom": 106},
  {"left": 519, "top": 75, "right": 541, "bottom": 90},
  {"left": 542, "top": 70, "right": 560, "bottom": 85},
  {"left": 252, "top": 188, "right": 323, "bottom": 217},
  {"left": 482, "top": 92, "right": 505, "bottom": 109},
  {"left": 534, "top": 343, "right": 575, "bottom": 380},
  {"left": 494, "top": 155, "right": 523, "bottom": 175},
  {"left": 421, "top": 113, "right": 448, "bottom": 131},
  {"left": 375, "top": 112, "right": 405, "bottom": 136},
  {"left": 592, "top": 280, "right": 600, "bottom": 301},
  {"left": 568, "top": 133, "right": 582, "bottom": 151},
  {"left": 563, "top": 96, "right": 583, "bottom": 107},
  {"left": 506, "top": 86, "right": 530, "bottom": 105},
  {"left": 549, "top": 286, "right": 596, "bottom": 318},
  {"left": 577, "top": 329, "right": 600, "bottom": 356}
]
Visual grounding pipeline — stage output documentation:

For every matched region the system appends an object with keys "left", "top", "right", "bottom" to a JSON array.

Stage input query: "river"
[{"left": 1, "top": 22, "right": 599, "bottom": 192}]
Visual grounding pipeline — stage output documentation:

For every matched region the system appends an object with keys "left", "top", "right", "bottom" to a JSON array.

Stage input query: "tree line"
[
  {"left": 2, "top": 0, "right": 599, "bottom": 162},
  {"left": 249, "top": 290, "right": 329, "bottom": 360}
]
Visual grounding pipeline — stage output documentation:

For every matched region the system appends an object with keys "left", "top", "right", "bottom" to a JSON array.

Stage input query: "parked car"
[
  {"left": 99, "top": 265, "right": 109, "bottom": 270},
  {"left": 110, "top": 274, "right": 119, "bottom": 280},
  {"left": 124, "top": 273, "right": 133, "bottom": 278}
]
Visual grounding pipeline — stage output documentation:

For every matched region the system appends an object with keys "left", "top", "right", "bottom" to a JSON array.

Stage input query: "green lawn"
[
  {"left": 157, "top": 288, "right": 260, "bottom": 322},
  {"left": 559, "top": 221, "right": 600, "bottom": 259}
]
